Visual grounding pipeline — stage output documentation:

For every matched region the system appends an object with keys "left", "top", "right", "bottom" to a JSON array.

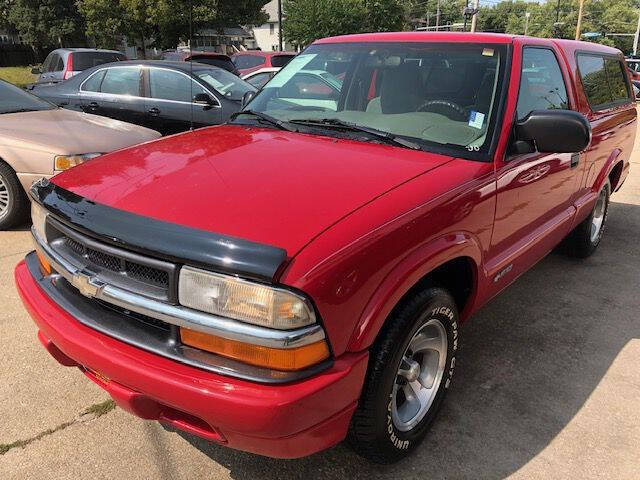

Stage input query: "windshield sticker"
[
  {"left": 266, "top": 54, "right": 318, "bottom": 88},
  {"left": 468, "top": 111, "right": 485, "bottom": 129},
  {"left": 482, "top": 48, "right": 494, "bottom": 57}
]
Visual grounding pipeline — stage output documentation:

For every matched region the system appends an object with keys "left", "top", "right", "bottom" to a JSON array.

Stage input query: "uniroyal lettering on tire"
[{"left": 347, "top": 287, "right": 460, "bottom": 464}]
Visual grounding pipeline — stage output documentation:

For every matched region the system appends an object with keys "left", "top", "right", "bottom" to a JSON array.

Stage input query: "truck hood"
[
  {"left": 0, "top": 108, "right": 160, "bottom": 154},
  {"left": 52, "top": 125, "right": 452, "bottom": 255}
]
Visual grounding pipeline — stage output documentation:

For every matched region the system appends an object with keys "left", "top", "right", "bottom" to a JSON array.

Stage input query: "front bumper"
[{"left": 15, "top": 258, "right": 368, "bottom": 458}]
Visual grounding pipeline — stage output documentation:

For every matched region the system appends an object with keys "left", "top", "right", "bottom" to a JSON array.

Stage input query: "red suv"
[
  {"left": 231, "top": 50, "right": 296, "bottom": 75},
  {"left": 16, "top": 33, "right": 635, "bottom": 463}
]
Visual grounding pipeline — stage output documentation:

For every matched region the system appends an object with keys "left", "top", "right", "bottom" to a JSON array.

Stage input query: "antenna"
[{"left": 189, "top": 0, "right": 194, "bottom": 131}]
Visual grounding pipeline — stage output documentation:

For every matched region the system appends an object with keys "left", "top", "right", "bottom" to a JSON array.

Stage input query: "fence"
[{"left": 0, "top": 45, "right": 39, "bottom": 67}]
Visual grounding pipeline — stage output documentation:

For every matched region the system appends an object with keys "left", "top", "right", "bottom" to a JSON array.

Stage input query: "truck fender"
[
  {"left": 593, "top": 148, "right": 622, "bottom": 194},
  {"left": 346, "top": 232, "right": 483, "bottom": 352}
]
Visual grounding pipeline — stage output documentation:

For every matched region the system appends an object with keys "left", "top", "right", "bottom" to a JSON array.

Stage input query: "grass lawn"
[{"left": 0, "top": 66, "right": 37, "bottom": 88}]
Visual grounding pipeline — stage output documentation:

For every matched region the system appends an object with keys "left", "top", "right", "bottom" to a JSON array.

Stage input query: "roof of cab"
[
  {"left": 314, "top": 32, "right": 515, "bottom": 44},
  {"left": 314, "top": 32, "right": 624, "bottom": 56}
]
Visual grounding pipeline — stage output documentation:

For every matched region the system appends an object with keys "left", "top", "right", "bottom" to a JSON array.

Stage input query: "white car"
[{"left": 241, "top": 67, "right": 280, "bottom": 89}]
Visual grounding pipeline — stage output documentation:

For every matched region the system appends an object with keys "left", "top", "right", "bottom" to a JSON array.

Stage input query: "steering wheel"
[{"left": 417, "top": 100, "right": 468, "bottom": 121}]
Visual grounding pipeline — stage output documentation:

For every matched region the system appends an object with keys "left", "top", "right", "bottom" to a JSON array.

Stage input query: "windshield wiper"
[
  {"left": 288, "top": 118, "right": 422, "bottom": 151},
  {"left": 230, "top": 110, "right": 297, "bottom": 132}
]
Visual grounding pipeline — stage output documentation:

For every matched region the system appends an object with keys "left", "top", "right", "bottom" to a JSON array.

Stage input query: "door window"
[
  {"left": 516, "top": 48, "right": 568, "bottom": 121},
  {"left": 100, "top": 67, "right": 141, "bottom": 96},
  {"left": 81, "top": 70, "right": 107, "bottom": 92},
  {"left": 149, "top": 68, "right": 206, "bottom": 103},
  {"left": 577, "top": 54, "right": 632, "bottom": 110}
]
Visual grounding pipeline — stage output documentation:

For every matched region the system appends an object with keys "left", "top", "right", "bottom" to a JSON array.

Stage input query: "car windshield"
[
  {"left": 0, "top": 80, "right": 56, "bottom": 114},
  {"left": 196, "top": 68, "right": 255, "bottom": 101},
  {"left": 238, "top": 42, "right": 508, "bottom": 158}
]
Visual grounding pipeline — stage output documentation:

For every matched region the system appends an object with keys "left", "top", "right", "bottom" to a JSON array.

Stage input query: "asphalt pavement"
[{"left": 0, "top": 121, "right": 639, "bottom": 479}]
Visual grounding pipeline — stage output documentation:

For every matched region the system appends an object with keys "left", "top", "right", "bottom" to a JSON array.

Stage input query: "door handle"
[
  {"left": 148, "top": 107, "right": 160, "bottom": 116},
  {"left": 570, "top": 153, "right": 580, "bottom": 169},
  {"left": 87, "top": 101, "right": 99, "bottom": 110}
]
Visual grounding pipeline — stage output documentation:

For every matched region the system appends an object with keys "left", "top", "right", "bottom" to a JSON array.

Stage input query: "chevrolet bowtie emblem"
[{"left": 71, "top": 272, "right": 100, "bottom": 298}]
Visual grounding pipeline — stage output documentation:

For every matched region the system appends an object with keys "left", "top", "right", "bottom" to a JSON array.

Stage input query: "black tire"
[
  {"left": 565, "top": 180, "right": 610, "bottom": 258},
  {"left": 347, "top": 287, "right": 459, "bottom": 464},
  {"left": 0, "top": 161, "right": 29, "bottom": 230}
]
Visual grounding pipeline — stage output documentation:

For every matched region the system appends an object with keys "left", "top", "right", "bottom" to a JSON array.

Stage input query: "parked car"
[
  {"left": 30, "top": 48, "right": 126, "bottom": 86},
  {"left": 232, "top": 50, "right": 296, "bottom": 75},
  {"left": 160, "top": 50, "right": 240, "bottom": 76},
  {"left": 0, "top": 80, "right": 159, "bottom": 230},
  {"left": 241, "top": 67, "right": 280, "bottom": 89},
  {"left": 17, "top": 33, "right": 635, "bottom": 463},
  {"left": 30, "top": 61, "right": 256, "bottom": 135}
]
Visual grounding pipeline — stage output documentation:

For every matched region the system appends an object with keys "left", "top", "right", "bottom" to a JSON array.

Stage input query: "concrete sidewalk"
[{"left": 1, "top": 133, "right": 639, "bottom": 479}]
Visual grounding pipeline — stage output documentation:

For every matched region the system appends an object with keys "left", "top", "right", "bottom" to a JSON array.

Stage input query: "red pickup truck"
[{"left": 16, "top": 33, "right": 635, "bottom": 463}]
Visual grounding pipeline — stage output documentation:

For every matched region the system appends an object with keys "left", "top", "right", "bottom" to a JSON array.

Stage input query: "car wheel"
[
  {"left": 347, "top": 287, "right": 459, "bottom": 464},
  {"left": 565, "top": 180, "right": 610, "bottom": 258},
  {"left": 0, "top": 161, "right": 28, "bottom": 230}
]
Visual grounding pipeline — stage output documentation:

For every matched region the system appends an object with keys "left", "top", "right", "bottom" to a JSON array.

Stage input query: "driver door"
[{"left": 489, "top": 45, "right": 583, "bottom": 283}]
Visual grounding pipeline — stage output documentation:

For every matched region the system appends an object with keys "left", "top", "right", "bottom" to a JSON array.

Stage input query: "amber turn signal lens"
[
  {"left": 36, "top": 250, "right": 51, "bottom": 275},
  {"left": 180, "top": 328, "right": 330, "bottom": 371}
]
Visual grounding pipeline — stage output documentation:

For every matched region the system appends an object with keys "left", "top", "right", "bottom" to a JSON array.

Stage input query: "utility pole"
[
  {"left": 524, "top": 12, "right": 531, "bottom": 36},
  {"left": 436, "top": 0, "right": 441, "bottom": 31},
  {"left": 278, "top": 0, "right": 283, "bottom": 51},
  {"left": 554, "top": 0, "right": 561, "bottom": 37},
  {"left": 575, "top": 0, "right": 584, "bottom": 41},
  {"left": 464, "top": 0, "right": 469, "bottom": 31},
  {"left": 634, "top": 11, "right": 640, "bottom": 55},
  {"left": 470, "top": 0, "right": 479, "bottom": 33}
]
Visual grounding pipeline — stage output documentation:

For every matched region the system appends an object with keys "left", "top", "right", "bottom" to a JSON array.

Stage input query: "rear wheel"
[
  {"left": 0, "top": 161, "right": 28, "bottom": 230},
  {"left": 347, "top": 287, "right": 458, "bottom": 464},
  {"left": 565, "top": 180, "right": 610, "bottom": 258}
]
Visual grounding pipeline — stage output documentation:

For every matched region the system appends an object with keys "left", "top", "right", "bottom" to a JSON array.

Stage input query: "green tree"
[
  {"left": 76, "top": 0, "right": 269, "bottom": 54},
  {"left": 283, "top": 0, "right": 409, "bottom": 47},
  {"left": 6, "top": 0, "right": 85, "bottom": 51}
]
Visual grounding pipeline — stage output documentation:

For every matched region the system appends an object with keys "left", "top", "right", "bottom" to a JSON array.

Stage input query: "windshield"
[
  {"left": 196, "top": 68, "right": 255, "bottom": 101},
  {"left": 238, "top": 42, "right": 508, "bottom": 159},
  {"left": 0, "top": 80, "right": 56, "bottom": 114}
]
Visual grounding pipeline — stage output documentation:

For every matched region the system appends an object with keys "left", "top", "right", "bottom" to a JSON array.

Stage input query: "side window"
[
  {"left": 81, "top": 70, "right": 106, "bottom": 92},
  {"left": 100, "top": 67, "right": 141, "bottom": 96},
  {"left": 577, "top": 54, "right": 631, "bottom": 110},
  {"left": 605, "top": 58, "right": 630, "bottom": 102},
  {"left": 233, "top": 55, "right": 265, "bottom": 70},
  {"left": 47, "top": 54, "right": 61, "bottom": 72},
  {"left": 149, "top": 69, "right": 206, "bottom": 103},
  {"left": 41, "top": 53, "right": 53, "bottom": 73},
  {"left": 54, "top": 55, "right": 64, "bottom": 72},
  {"left": 245, "top": 72, "right": 272, "bottom": 89},
  {"left": 516, "top": 48, "right": 568, "bottom": 121}
]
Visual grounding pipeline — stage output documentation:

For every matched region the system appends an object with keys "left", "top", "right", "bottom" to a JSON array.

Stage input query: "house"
[{"left": 249, "top": 0, "right": 297, "bottom": 52}]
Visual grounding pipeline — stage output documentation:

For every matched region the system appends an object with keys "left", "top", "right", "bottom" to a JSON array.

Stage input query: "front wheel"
[
  {"left": 565, "top": 180, "right": 610, "bottom": 258},
  {"left": 347, "top": 287, "right": 459, "bottom": 464}
]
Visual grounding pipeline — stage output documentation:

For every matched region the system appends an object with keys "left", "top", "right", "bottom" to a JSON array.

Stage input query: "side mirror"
[
  {"left": 31, "top": 67, "right": 41, "bottom": 74},
  {"left": 241, "top": 90, "right": 256, "bottom": 109},
  {"left": 193, "top": 93, "right": 214, "bottom": 106},
  {"left": 513, "top": 110, "right": 591, "bottom": 154}
]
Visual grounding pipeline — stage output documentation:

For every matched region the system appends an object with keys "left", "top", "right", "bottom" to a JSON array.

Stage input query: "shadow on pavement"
[{"left": 172, "top": 200, "right": 640, "bottom": 479}]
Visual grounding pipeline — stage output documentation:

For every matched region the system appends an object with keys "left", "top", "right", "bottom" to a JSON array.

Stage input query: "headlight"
[
  {"left": 178, "top": 266, "right": 316, "bottom": 329},
  {"left": 31, "top": 201, "right": 48, "bottom": 242},
  {"left": 54, "top": 153, "right": 102, "bottom": 171}
]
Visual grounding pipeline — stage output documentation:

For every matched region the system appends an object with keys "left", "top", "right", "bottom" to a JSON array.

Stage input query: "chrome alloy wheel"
[
  {"left": 391, "top": 318, "right": 448, "bottom": 432},
  {"left": 590, "top": 188, "right": 607, "bottom": 243},
  {"left": 0, "top": 174, "right": 9, "bottom": 220}
]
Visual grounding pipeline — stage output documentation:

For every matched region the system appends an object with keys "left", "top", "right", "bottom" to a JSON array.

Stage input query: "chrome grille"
[{"left": 47, "top": 217, "right": 176, "bottom": 302}]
